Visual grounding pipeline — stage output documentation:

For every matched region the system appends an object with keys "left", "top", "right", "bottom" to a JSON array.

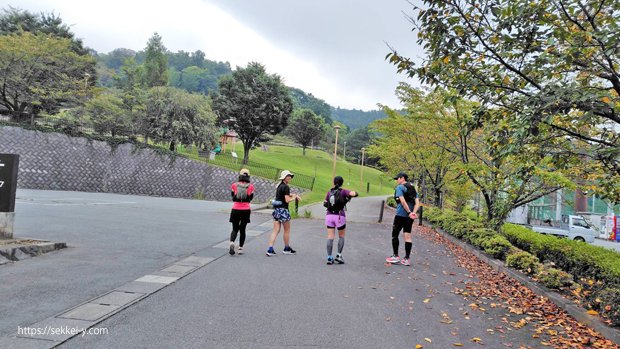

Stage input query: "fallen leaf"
[
  {"left": 425, "top": 338, "right": 432, "bottom": 343},
  {"left": 472, "top": 337, "right": 482, "bottom": 342},
  {"left": 586, "top": 310, "right": 599, "bottom": 316},
  {"left": 385, "top": 316, "right": 391, "bottom": 322},
  {"left": 424, "top": 298, "right": 431, "bottom": 303},
  {"left": 453, "top": 344, "right": 464, "bottom": 347},
  {"left": 416, "top": 345, "right": 423, "bottom": 349}
]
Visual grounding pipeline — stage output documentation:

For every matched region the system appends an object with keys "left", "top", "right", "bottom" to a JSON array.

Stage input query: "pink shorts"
[{"left": 325, "top": 214, "right": 346, "bottom": 230}]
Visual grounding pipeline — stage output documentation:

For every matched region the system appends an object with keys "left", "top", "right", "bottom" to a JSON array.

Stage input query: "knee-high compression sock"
[
  {"left": 405, "top": 242, "right": 412, "bottom": 259},
  {"left": 230, "top": 220, "right": 240, "bottom": 242},
  {"left": 337, "top": 237, "right": 345, "bottom": 254},
  {"left": 327, "top": 239, "right": 334, "bottom": 256},
  {"left": 239, "top": 222, "right": 248, "bottom": 247},
  {"left": 391, "top": 226, "right": 400, "bottom": 256}
]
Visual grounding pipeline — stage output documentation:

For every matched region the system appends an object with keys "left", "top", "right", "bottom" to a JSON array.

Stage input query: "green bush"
[
  {"left": 424, "top": 206, "right": 620, "bottom": 328},
  {"left": 386, "top": 196, "right": 397, "bottom": 208},
  {"left": 502, "top": 224, "right": 620, "bottom": 289},
  {"left": 592, "top": 288, "right": 620, "bottom": 327},
  {"left": 465, "top": 228, "right": 496, "bottom": 247},
  {"left": 481, "top": 235, "right": 513, "bottom": 260},
  {"left": 506, "top": 250, "right": 542, "bottom": 275},
  {"left": 537, "top": 267, "right": 574, "bottom": 290}
]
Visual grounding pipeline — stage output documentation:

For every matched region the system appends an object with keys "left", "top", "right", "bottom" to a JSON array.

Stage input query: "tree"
[
  {"left": 143, "top": 33, "right": 168, "bottom": 88},
  {"left": 345, "top": 126, "right": 374, "bottom": 164},
  {"left": 0, "top": 32, "right": 96, "bottom": 123},
  {"left": 84, "top": 91, "right": 131, "bottom": 137},
  {"left": 388, "top": 0, "right": 620, "bottom": 203},
  {"left": 288, "top": 87, "right": 333, "bottom": 124},
  {"left": 145, "top": 86, "right": 217, "bottom": 151},
  {"left": 212, "top": 62, "right": 293, "bottom": 164},
  {"left": 285, "top": 109, "right": 326, "bottom": 155},
  {"left": 0, "top": 7, "right": 89, "bottom": 55},
  {"left": 369, "top": 85, "right": 459, "bottom": 207}
]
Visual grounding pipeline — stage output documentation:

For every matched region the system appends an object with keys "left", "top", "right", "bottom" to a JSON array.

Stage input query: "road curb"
[
  {"left": 425, "top": 221, "right": 620, "bottom": 344},
  {"left": 0, "top": 241, "right": 67, "bottom": 265}
]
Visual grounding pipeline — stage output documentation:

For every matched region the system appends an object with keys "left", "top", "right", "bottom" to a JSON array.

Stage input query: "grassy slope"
[
  {"left": 180, "top": 142, "right": 393, "bottom": 204},
  {"left": 248, "top": 145, "right": 393, "bottom": 203}
]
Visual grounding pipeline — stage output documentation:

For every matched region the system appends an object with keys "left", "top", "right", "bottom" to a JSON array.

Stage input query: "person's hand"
[
  {"left": 409, "top": 212, "right": 417, "bottom": 219},
  {"left": 295, "top": 194, "right": 302, "bottom": 202}
]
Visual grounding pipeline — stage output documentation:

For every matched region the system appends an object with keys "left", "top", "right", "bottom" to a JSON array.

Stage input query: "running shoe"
[
  {"left": 400, "top": 257, "right": 411, "bottom": 266},
  {"left": 238, "top": 246, "right": 244, "bottom": 255},
  {"left": 335, "top": 254, "right": 345, "bottom": 264},
  {"left": 327, "top": 256, "right": 334, "bottom": 265},
  {"left": 283, "top": 247, "right": 297, "bottom": 255},
  {"left": 229, "top": 242, "right": 236, "bottom": 256},
  {"left": 266, "top": 249, "right": 276, "bottom": 257},
  {"left": 386, "top": 255, "right": 401, "bottom": 264}
]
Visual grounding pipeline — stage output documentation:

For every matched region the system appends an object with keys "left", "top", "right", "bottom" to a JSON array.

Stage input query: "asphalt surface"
[
  {"left": 1, "top": 189, "right": 253, "bottom": 338},
  {"left": 3, "top": 190, "right": 616, "bottom": 348},
  {"left": 59, "top": 195, "right": 546, "bottom": 349}
]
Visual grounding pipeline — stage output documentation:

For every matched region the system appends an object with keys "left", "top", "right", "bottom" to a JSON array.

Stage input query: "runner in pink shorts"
[{"left": 323, "top": 176, "right": 358, "bottom": 265}]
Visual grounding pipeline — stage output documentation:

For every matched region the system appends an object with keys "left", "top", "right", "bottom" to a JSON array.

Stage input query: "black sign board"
[{"left": 0, "top": 154, "right": 19, "bottom": 212}]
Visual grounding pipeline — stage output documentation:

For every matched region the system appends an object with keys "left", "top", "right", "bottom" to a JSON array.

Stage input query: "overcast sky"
[{"left": 2, "top": 0, "right": 424, "bottom": 111}]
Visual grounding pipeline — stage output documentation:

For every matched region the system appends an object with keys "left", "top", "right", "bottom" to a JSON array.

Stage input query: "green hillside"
[
  {"left": 183, "top": 143, "right": 393, "bottom": 204},
  {"left": 249, "top": 145, "right": 393, "bottom": 203}
]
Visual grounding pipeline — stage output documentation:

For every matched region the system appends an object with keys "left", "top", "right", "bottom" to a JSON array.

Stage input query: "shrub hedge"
[{"left": 424, "top": 206, "right": 620, "bottom": 327}]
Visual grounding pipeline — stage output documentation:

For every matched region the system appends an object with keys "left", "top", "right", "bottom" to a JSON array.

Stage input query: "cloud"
[{"left": 2, "top": 0, "right": 423, "bottom": 111}]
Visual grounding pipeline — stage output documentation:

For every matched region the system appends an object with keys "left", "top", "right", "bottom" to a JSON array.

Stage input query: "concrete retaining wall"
[{"left": 0, "top": 126, "right": 298, "bottom": 202}]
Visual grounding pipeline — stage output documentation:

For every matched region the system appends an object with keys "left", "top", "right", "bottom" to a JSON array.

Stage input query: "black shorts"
[
  {"left": 229, "top": 209, "right": 251, "bottom": 224},
  {"left": 392, "top": 215, "right": 414, "bottom": 234}
]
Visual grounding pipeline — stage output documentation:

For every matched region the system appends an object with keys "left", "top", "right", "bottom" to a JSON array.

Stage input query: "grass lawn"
[
  {"left": 248, "top": 144, "right": 394, "bottom": 203},
  {"left": 180, "top": 142, "right": 394, "bottom": 204}
]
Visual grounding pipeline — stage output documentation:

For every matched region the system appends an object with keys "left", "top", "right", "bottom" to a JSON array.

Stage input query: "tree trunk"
[
  {"left": 574, "top": 189, "right": 588, "bottom": 213},
  {"left": 302, "top": 145, "right": 306, "bottom": 156},
  {"left": 169, "top": 140, "right": 176, "bottom": 151},
  {"left": 434, "top": 188, "right": 442, "bottom": 207},
  {"left": 243, "top": 142, "right": 251, "bottom": 165}
]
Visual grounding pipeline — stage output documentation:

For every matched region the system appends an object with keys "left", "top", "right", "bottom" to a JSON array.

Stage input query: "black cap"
[{"left": 393, "top": 172, "right": 408, "bottom": 180}]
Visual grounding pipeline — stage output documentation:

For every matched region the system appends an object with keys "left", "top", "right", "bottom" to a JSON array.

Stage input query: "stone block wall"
[{"left": 0, "top": 127, "right": 301, "bottom": 202}]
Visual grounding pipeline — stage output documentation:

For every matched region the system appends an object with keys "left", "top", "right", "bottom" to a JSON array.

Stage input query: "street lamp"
[
  {"left": 360, "top": 147, "right": 365, "bottom": 190},
  {"left": 332, "top": 125, "right": 340, "bottom": 179}
]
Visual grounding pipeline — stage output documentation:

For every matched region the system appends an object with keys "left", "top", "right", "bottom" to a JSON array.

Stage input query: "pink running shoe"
[
  {"left": 386, "top": 255, "right": 401, "bottom": 264},
  {"left": 400, "top": 258, "right": 411, "bottom": 266}
]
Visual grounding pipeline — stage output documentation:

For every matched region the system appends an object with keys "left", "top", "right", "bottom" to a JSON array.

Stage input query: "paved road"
[
  {"left": 1, "top": 189, "right": 262, "bottom": 338},
  {"left": 2, "top": 191, "right": 617, "bottom": 348},
  {"left": 593, "top": 238, "right": 620, "bottom": 252},
  {"left": 57, "top": 197, "right": 546, "bottom": 348}
]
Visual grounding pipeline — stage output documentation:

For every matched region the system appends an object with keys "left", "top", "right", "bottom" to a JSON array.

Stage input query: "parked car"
[{"left": 529, "top": 215, "right": 595, "bottom": 243}]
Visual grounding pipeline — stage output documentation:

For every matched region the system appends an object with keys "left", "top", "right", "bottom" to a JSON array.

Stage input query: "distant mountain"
[
  {"left": 331, "top": 107, "right": 388, "bottom": 130},
  {"left": 95, "top": 48, "right": 388, "bottom": 129}
]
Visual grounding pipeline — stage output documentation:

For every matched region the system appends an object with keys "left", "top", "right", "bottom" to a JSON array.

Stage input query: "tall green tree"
[
  {"left": 84, "top": 90, "right": 131, "bottom": 137},
  {"left": 0, "top": 32, "right": 95, "bottom": 123},
  {"left": 370, "top": 85, "right": 459, "bottom": 207},
  {"left": 143, "top": 33, "right": 168, "bottom": 88},
  {"left": 285, "top": 109, "right": 326, "bottom": 155},
  {"left": 145, "top": 86, "right": 217, "bottom": 151},
  {"left": 0, "top": 7, "right": 89, "bottom": 55},
  {"left": 212, "top": 62, "right": 293, "bottom": 164},
  {"left": 345, "top": 126, "right": 374, "bottom": 164},
  {"left": 388, "top": 0, "right": 620, "bottom": 203}
]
